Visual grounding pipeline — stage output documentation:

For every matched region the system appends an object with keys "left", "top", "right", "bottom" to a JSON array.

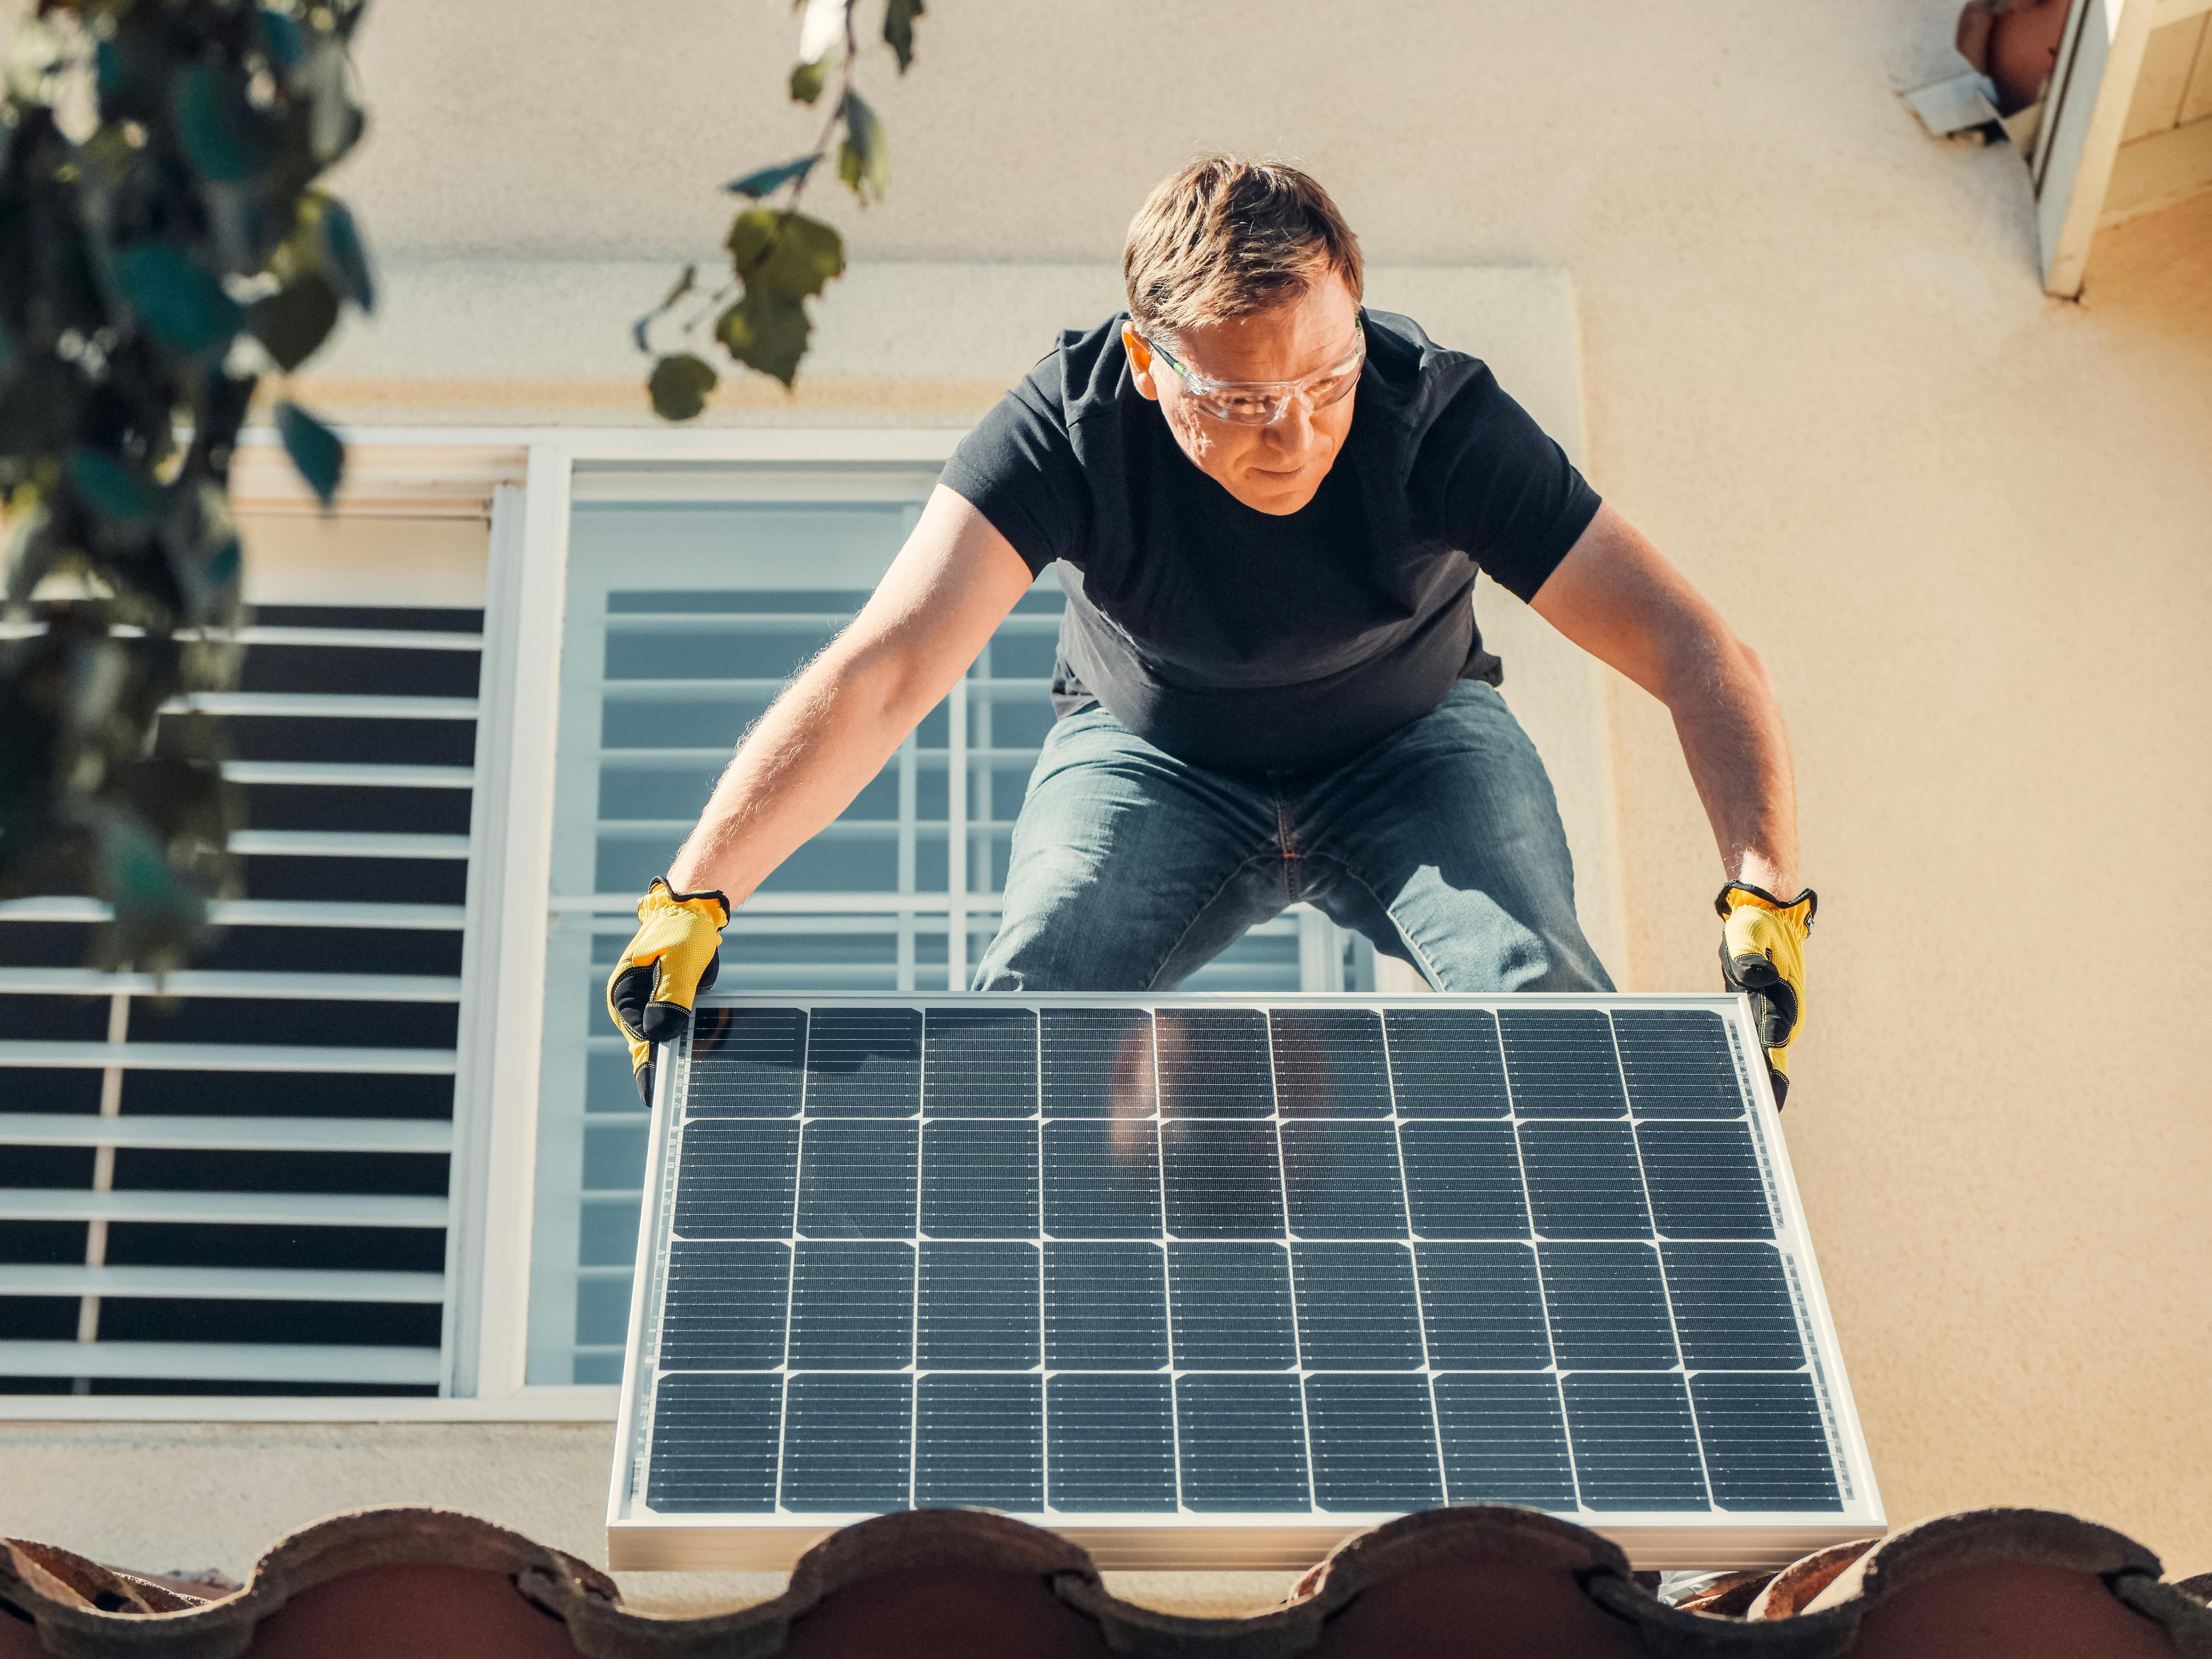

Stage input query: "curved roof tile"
[{"left": 3, "top": 1504, "right": 2208, "bottom": 1657}]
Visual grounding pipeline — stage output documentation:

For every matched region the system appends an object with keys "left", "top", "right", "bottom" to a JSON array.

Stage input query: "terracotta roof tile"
[{"left": 4, "top": 1504, "right": 2209, "bottom": 1657}]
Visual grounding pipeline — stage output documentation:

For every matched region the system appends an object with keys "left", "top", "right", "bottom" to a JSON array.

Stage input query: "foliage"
[
  {"left": 0, "top": 0, "right": 374, "bottom": 972},
  {"left": 637, "top": 0, "right": 923, "bottom": 412}
]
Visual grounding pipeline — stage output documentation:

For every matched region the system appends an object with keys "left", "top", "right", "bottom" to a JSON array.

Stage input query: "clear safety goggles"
[{"left": 1142, "top": 319, "right": 1365, "bottom": 426}]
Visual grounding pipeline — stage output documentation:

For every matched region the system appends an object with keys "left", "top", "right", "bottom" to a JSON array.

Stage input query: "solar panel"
[{"left": 607, "top": 994, "right": 1881, "bottom": 1571}]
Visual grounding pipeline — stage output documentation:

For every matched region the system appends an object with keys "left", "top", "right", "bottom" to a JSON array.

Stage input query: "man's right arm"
[{"left": 664, "top": 483, "right": 1036, "bottom": 902}]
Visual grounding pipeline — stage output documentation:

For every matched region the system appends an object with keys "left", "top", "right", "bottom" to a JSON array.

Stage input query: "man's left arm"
[{"left": 1528, "top": 504, "right": 1817, "bottom": 1102}]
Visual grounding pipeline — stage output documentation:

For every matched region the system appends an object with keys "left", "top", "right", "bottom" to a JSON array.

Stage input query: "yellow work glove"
[
  {"left": 606, "top": 878, "right": 730, "bottom": 1105},
  {"left": 1717, "top": 882, "right": 1817, "bottom": 1109}
]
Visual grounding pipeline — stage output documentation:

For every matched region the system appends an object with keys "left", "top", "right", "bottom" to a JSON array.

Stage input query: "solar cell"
[{"left": 612, "top": 995, "right": 1877, "bottom": 1571}]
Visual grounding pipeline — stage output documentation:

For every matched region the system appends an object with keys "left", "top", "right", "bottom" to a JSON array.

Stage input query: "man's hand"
[
  {"left": 606, "top": 878, "right": 730, "bottom": 1105},
  {"left": 1717, "top": 883, "right": 1816, "bottom": 1108}
]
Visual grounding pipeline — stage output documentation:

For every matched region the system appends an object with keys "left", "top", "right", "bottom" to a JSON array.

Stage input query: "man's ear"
[{"left": 1122, "top": 324, "right": 1161, "bottom": 403}]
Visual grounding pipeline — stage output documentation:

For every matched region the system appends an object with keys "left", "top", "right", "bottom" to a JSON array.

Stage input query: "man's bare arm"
[
  {"left": 664, "top": 484, "right": 1036, "bottom": 902},
  {"left": 1529, "top": 504, "right": 1799, "bottom": 897}
]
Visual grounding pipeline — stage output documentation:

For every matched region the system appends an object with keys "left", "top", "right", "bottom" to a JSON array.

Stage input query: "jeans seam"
[
  {"left": 1141, "top": 853, "right": 1280, "bottom": 992},
  {"left": 1339, "top": 861, "right": 1444, "bottom": 989}
]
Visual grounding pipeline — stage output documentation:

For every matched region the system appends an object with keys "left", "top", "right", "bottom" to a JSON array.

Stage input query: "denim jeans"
[{"left": 973, "top": 681, "right": 1614, "bottom": 993}]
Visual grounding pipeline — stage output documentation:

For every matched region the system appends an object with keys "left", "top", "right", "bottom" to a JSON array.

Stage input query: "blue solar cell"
[
  {"left": 1047, "top": 1374, "right": 1177, "bottom": 1511},
  {"left": 672, "top": 1120, "right": 797, "bottom": 1238},
  {"left": 1400, "top": 1120, "right": 1530, "bottom": 1238},
  {"left": 1638, "top": 1121, "right": 1775, "bottom": 1238},
  {"left": 1690, "top": 1373, "right": 1841, "bottom": 1511},
  {"left": 804, "top": 1005, "right": 922, "bottom": 1116},
  {"left": 1540, "top": 1242, "right": 1679, "bottom": 1370},
  {"left": 1161, "top": 1120, "right": 1285, "bottom": 1237},
  {"left": 1280, "top": 1121, "right": 1409, "bottom": 1237},
  {"left": 920, "top": 1119, "right": 1039, "bottom": 1237},
  {"left": 787, "top": 1240, "right": 913, "bottom": 1369},
  {"left": 780, "top": 1373, "right": 912, "bottom": 1511},
  {"left": 1156, "top": 1008, "right": 1274, "bottom": 1118},
  {"left": 915, "top": 1374, "right": 1043, "bottom": 1509},
  {"left": 1041, "top": 1118, "right": 1162, "bottom": 1237},
  {"left": 1270, "top": 1007, "right": 1392, "bottom": 1118},
  {"left": 1167, "top": 1241, "right": 1296, "bottom": 1370},
  {"left": 1042, "top": 1241, "right": 1168, "bottom": 1370},
  {"left": 1518, "top": 1121, "right": 1653, "bottom": 1238},
  {"left": 1039, "top": 1007, "right": 1155, "bottom": 1118},
  {"left": 916, "top": 1240, "right": 1039, "bottom": 1370},
  {"left": 1562, "top": 1374, "right": 1711, "bottom": 1511},
  {"left": 1497, "top": 1007, "right": 1627, "bottom": 1118},
  {"left": 1304, "top": 1374, "right": 1444, "bottom": 1511},
  {"left": 658, "top": 1238, "right": 789, "bottom": 1370},
  {"left": 923, "top": 1006, "right": 1037, "bottom": 1117},
  {"left": 1432, "top": 1373, "right": 1578, "bottom": 1509},
  {"left": 796, "top": 1120, "right": 917, "bottom": 1237},
  {"left": 1290, "top": 1242, "right": 1424, "bottom": 1371},
  {"left": 1662, "top": 1243, "right": 1806, "bottom": 1370},
  {"left": 1612, "top": 1009, "right": 1745, "bottom": 1119},
  {"left": 685, "top": 1007, "right": 805, "bottom": 1116},
  {"left": 1415, "top": 1242, "right": 1550, "bottom": 1369},
  {"left": 1382, "top": 1007, "right": 1511, "bottom": 1117},
  {"left": 1175, "top": 1374, "right": 1311, "bottom": 1511},
  {"left": 647, "top": 1374, "right": 780, "bottom": 1513}
]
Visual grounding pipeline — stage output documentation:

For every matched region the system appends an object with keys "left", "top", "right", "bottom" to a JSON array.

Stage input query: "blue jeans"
[{"left": 973, "top": 681, "right": 1614, "bottom": 993}]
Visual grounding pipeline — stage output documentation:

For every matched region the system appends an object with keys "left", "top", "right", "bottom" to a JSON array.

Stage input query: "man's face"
[{"left": 1125, "top": 274, "right": 1361, "bottom": 516}]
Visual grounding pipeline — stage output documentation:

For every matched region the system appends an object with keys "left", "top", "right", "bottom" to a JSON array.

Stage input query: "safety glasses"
[{"left": 1141, "top": 318, "right": 1365, "bottom": 427}]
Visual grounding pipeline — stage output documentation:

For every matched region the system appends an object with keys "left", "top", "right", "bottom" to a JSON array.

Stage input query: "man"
[{"left": 609, "top": 158, "right": 1814, "bottom": 1104}]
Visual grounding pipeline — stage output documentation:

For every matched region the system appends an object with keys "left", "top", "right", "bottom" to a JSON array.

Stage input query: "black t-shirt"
[{"left": 939, "top": 309, "right": 1601, "bottom": 774}]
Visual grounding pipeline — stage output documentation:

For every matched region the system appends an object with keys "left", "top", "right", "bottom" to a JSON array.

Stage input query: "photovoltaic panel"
[{"left": 612, "top": 994, "right": 1880, "bottom": 1572}]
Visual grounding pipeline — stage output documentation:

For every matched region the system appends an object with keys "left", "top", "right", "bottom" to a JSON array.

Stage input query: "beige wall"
[{"left": 6, "top": 0, "right": 2210, "bottom": 1595}]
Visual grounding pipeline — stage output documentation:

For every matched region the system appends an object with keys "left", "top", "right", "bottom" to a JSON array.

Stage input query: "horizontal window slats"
[
  {"left": 0, "top": 1264, "right": 445, "bottom": 1303},
  {"left": 0, "top": 899, "right": 465, "bottom": 929},
  {"left": 3, "top": 597, "right": 481, "bottom": 1405},
  {"left": 230, "top": 831, "right": 472, "bottom": 859},
  {"left": 0, "top": 1115, "right": 452, "bottom": 1154},
  {"left": 0, "top": 1042, "right": 457, "bottom": 1073},
  {"left": 0, "top": 623, "right": 483, "bottom": 651},
  {"left": 0, "top": 970, "right": 460, "bottom": 1000},
  {"left": 164, "top": 693, "right": 480, "bottom": 720},
  {"left": 0, "top": 1339, "right": 441, "bottom": 1384},
  {"left": 221, "top": 761, "right": 476, "bottom": 788},
  {"left": 0, "top": 1189, "right": 449, "bottom": 1227}
]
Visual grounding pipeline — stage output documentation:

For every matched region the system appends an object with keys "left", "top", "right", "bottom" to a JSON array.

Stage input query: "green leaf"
[
  {"left": 250, "top": 273, "right": 341, "bottom": 372},
  {"left": 837, "top": 92, "right": 889, "bottom": 204},
  {"left": 717, "top": 292, "right": 811, "bottom": 389},
  {"left": 724, "top": 209, "right": 845, "bottom": 299},
  {"left": 257, "top": 9, "right": 307, "bottom": 77},
  {"left": 94, "top": 808, "right": 209, "bottom": 971},
  {"left": 726, "top": 155, "right": 820, "bottom": 198},
  {"left": 66, "top": 449, "right": 160, "bottom": 526},
  {"left": 789, "top": 57, "right": 827, "bottom": 104},
  {"left": 171, "top": 58, "right": 281, "bottom": 183},
  {"left": 316, "top": 198, "right": 376, "bottom": 312},
  {"left": 883, "top": 0, "right": 924, "bottom": 72},
  {"left": 632, "top": 263, "right": 697, "bottom": 353},
  {"left": 648, "top": 353, "right": 719, "bottom": 421},
  {"left": 274, "top": 400, "right": 344, "bottom": 505},
  {"left": 113, "top": 244, "right": 246, "bottom": 355}
]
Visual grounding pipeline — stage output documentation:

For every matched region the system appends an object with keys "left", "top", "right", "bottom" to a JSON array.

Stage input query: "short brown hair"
[{"left": 1122, "top": 157, "right": 1363, "bottom": 342}]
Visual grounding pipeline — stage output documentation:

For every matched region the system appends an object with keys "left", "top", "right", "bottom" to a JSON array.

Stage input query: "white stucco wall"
[{"left": 5, "top": 0, "right": 2209, "bottom": 1602}]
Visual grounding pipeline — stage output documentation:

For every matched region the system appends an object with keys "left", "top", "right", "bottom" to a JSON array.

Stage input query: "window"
[
  {"left": 520, "top": 461, "right": 1378, "bottom": 1386},
  {"left": 0, "top": 598, "right": 486, "bottom": 1397}
]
